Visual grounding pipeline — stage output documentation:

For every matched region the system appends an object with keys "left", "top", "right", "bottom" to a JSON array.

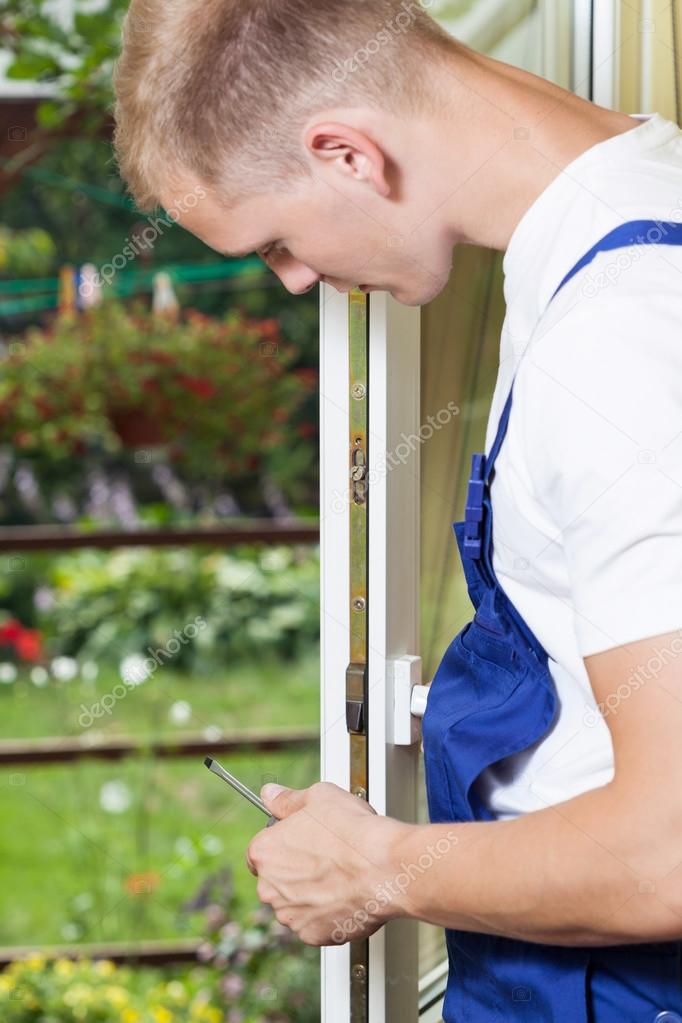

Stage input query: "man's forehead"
[{"left": 159, "top": 183, "right": 271, "bottom": 256}]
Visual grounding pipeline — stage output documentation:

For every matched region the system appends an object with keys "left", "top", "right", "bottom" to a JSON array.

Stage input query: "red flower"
[
  {"left": 34, "top": 397, "right": 54, "bottom": 417},
  {"left": 0, "top": 620, "right": 22, "bottom": 642},
  {"left": 177, "top": 375, "right": 217, "bottom": 400},
  {"left": 258, "top": 318, "right": 281, "bottom": 339},
  {"left": 14, "top": 629, "right": 43, "bottom": 663},
  {"left": 0, "top": 620, "right": 44, "bottom": 662}
]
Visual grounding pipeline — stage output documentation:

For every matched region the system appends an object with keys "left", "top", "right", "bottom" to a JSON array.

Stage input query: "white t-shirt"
[{"left": 473, "top": 111, "right": 682, "bottom": 820}]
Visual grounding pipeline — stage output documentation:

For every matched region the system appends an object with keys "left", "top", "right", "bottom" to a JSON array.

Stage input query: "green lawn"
[
  {"left": 0, "top": 652, "right": 320, "bottom": 946},
  {"left": 0, "top": 651, "right": 319, "bottom": 741}
]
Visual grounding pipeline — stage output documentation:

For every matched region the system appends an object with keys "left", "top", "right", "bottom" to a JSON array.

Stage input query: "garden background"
[{"left": 0, "top": 3, "right": 321, "bottom": 1021}]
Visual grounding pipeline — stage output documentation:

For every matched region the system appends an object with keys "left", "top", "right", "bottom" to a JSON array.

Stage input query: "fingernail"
[{"left": 261, "top": 783, "right": 286, "bottom": 800}]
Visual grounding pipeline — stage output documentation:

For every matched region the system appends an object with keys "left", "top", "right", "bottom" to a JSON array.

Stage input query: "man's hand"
[{"left": 245, "top": 781, "right": 411, "bottom": 946}]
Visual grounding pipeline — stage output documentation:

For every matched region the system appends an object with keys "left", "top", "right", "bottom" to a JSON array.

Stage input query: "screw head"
[
  {"left": 352, "top": 597, "right": 366, "bottom": 611},
  {"left": 351, "top": 383, "right": 366, "bottom": 400}
]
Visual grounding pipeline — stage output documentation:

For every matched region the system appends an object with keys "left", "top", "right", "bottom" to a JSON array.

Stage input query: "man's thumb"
[
  {"left": 260, "top": 783, "right": 310, "bottom": 817},
  {"left": 261, "top": 783, "right": 287, "bottom": 801}
]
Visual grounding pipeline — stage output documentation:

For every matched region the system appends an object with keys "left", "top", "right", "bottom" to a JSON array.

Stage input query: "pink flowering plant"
[{"left": 183, "top": 867, "right": 319, "bottom": 1023}]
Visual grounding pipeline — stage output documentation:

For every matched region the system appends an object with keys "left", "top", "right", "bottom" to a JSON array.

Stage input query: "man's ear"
[{"left": 304, "top": 120, "right": 391, "bottom": 197}]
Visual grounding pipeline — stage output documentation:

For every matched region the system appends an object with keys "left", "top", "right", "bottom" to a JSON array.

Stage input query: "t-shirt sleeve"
[{"left": 522, "top": 284, "right": 682, "bottom": 657}]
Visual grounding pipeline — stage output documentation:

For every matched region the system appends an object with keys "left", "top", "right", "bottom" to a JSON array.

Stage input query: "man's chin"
[{"left": 389, "top": 282, "right": 446, "bottom": 306}]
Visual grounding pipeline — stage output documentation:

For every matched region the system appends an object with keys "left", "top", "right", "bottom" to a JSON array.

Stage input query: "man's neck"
[{"left": 434, "top": 48, "right": 642, "bottom": 252}]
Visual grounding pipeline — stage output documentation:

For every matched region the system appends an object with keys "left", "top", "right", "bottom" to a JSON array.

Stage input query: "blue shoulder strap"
[{"left": 462, "top": 219, "right": 682, "bottom": 560}]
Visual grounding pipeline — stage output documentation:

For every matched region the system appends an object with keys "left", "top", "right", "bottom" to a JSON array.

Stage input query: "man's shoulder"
[
  {"left": 526, "top": 249, "right": 682, "bottom": 376},
  {"left": 513, "top": 255, "right": 682, "bottom": 455}
]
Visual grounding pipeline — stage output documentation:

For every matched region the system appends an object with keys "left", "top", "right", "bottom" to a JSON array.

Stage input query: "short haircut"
[{"left": 113, "top": 0, "right": 458, "bottom": 213}]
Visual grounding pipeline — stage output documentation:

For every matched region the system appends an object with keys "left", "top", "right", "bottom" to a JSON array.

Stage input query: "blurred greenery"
[
  {"left": 0, "top": 544, "right": 320, "bottom": 671},
  {"left": 0, "top": 957, "right": 227, "bottom": 1023},
  {"left": 0, "top": 752, "right": 319, "bottom": 947},
  {"left": 0, "top": 225, "right": 56, "bottom": 277},
  {"left": 0, "top": 4, "right": 324, "bottom": 1002},
  {"left": 0, "top": 648, "right": 320, "bottom": 741},
  {"left": 3, "top": 0, "right": 130, "bottom": 136},
  {"left": 0, "top": 650, "right": 319, "bottom": 946}
]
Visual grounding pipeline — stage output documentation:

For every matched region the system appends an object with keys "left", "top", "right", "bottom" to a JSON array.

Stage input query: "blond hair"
[{"left": 113, "top": 0, "right": 457, "bottom": 213}]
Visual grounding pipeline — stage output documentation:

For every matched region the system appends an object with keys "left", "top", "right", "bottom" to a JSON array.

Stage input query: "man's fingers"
[
  {"left": 245, "top": 839, "right": 259, "bottom": 877},
  {"left": 260, "top": 783, "right": 309, "bottom": 818}
]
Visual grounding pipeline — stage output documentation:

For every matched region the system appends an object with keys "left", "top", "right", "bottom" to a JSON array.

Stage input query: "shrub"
[
  {"left": 32, "top": 544, "right": 320, "bottom": 668},
  {"left": 0, "top": 300, "right": 317, "bottom": 482},
  {"left": 0, "top": 955, "right": 222, "bottom": 1023}
]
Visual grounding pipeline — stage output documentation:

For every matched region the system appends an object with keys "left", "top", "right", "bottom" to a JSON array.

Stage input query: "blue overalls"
[{"left": 422, "top": 221, "right": 682, "bottom": 1023}]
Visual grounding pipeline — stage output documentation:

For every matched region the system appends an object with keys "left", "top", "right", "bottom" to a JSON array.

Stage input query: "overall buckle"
[{"left": 463, "top": 453, "right": 486, "bottom": 559}]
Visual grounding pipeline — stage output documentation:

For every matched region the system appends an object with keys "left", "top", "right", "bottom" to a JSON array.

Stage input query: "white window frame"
[{"left": 319, "top": 288, "right": 421, "bottom": 1023}]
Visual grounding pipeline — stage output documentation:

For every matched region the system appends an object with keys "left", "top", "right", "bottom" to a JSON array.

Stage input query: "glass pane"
[{"left": 417, "top": 0, "right": 571, "bottom": 993}]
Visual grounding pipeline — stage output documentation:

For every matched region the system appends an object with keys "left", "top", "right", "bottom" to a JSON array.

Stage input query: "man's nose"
[{"left": 274, "top": 260, "right": 321, "bottom": 295}]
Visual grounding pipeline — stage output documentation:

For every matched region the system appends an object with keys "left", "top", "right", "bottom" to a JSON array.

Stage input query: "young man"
[{"left": 114, "top": 2, "right": 682, "bottom": 1019}]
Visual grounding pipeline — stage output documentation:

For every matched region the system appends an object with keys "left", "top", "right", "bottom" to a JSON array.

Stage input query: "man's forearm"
[{"left": 386, "top": 781, "right": 682, "bottom": 946}]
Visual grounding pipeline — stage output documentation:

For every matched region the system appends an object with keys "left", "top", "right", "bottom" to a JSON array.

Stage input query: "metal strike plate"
[{"left": 390, "top": 655, "right": 428, "bottom": 745}]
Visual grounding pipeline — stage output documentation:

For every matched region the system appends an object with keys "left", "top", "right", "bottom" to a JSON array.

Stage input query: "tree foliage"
[{"left": 2, "top": 0, "right": 128, "bottom": 134}]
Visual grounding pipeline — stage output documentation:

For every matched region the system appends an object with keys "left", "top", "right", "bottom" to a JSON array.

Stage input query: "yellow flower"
[
  {"left": 104, "top": 984, "right": 129, "bottom": 1007},
  {"left": 190, "top": 1005, "right": 222, "bottom": 1023},
  {"left": 152, "top": 1008, "right": 174, "bottom": 1023},
  {"left": 202, "top": 1008, "right": 223, "bottom": 1023},
  {"left": 63, "top": 983, "right": 94, "bottom": 1008},
  {"left": 0, "top": 975, "right": 15, "bottom": 993},
  {"left": 122, "top": 1010, "right": 141, "bottom": 1023},
  {"left": 54, "top": 958, "right": 76, "bottom": 977},
  {"left": 95, "top": 959, "right": 117, "bottom": 977},
  {"left": 165, "top": 980, "right": 188, "bottom": 1003},
  {"left": 23, "top": 954, "right": 46, "bottom": 971}
]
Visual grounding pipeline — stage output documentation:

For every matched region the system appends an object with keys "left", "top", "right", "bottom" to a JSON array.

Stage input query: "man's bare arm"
[{"left": 389, "top": 628, "right": 682, "bottom": 945}]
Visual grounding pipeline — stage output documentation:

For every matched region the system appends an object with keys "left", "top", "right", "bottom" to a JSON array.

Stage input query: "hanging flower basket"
[{"left": 0, "top": 302, "right": 318, "bottom": 480}]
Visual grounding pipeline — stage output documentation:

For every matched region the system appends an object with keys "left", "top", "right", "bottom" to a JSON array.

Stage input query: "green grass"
[
  {"left": 0, "top": 650, "right": 320, "bottom": 740},
  {"left": 0, "top": 652, "right": 320, "bottom": 947}
]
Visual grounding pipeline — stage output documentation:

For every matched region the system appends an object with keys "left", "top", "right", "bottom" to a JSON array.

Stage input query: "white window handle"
[{"left": 390, "top": 655, "right": 430, "bottom": 745}]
